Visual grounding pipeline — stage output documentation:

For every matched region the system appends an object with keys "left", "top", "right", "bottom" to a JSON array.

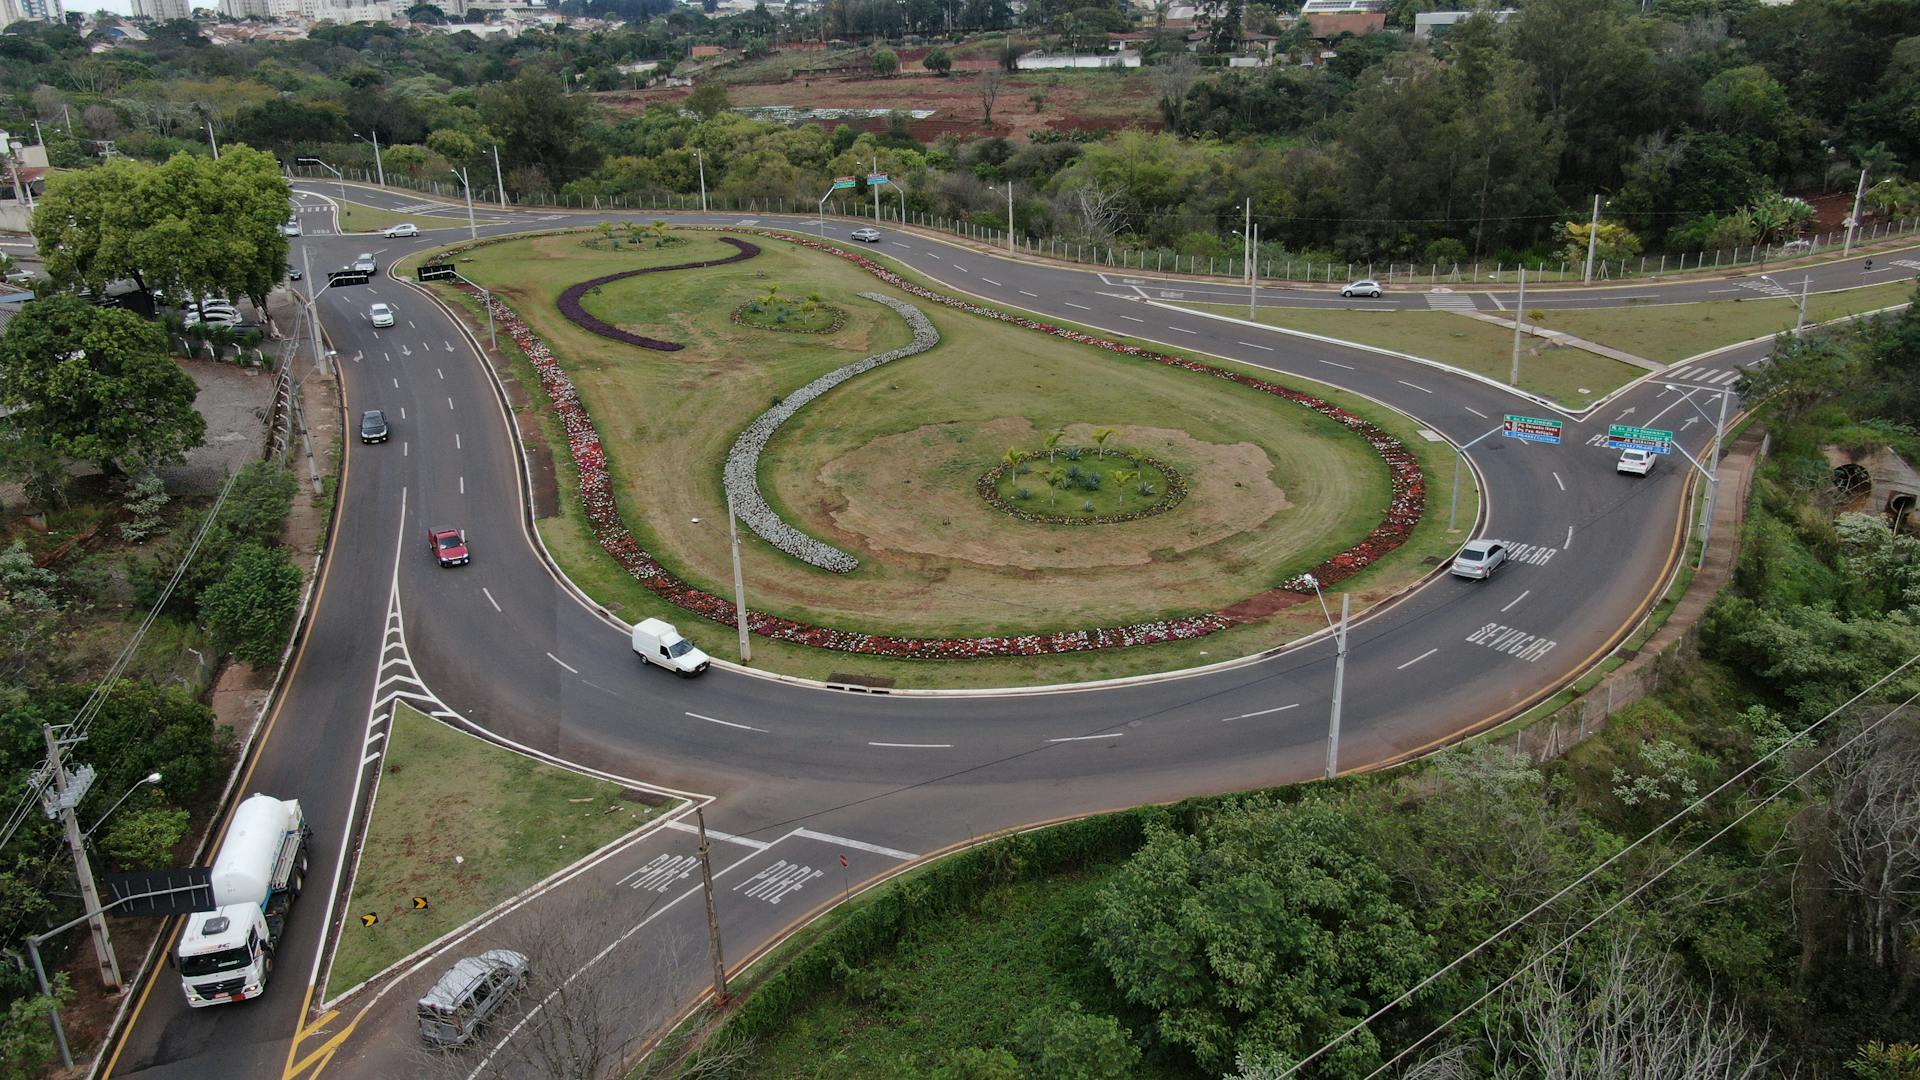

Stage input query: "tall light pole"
[
  {"left": 695, "top": 148, "right": 708, "bottom": 213},
  {"left": 491, "top": 144, "right": 507, "bottom": 208},
  {"left": 451, "top": 167, "right": 477, "bottom": 240},
  {"left": 869, "top": 156, "right": 881, "bottom": 222},
  {"left": 1843, "top": 167, "right": 1868, "bottom": 256},
  {"left": 83, "top": 773, "right": 161, "bottom": 841},
  {"left": 1760, "top": 274, "right": 1809, "bottom": 335},
  {"left": 354, "top": 130, "right": 385, "bottom": 187},
  {"left": 1302, "top": 575, "right": 1349, "bottom": 781},
  {"left": 988, "top": 181, "right": 1014, "bottom": 253},
  {"left": 1581, "top": 194, "right": 1601, "bottom": 284},
  {"left": 204, "top": 118, "right": 219, "bottom": 160},
  {"left": 1510, "top": 266, "right": 1526, "bottom": 385},
  {"left": 726, "top": 490, "right": 751, "bottom": 663}
]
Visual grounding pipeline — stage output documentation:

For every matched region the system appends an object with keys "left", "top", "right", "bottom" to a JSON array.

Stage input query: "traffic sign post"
[
  {"left": 1502, "top": 415, "right": 1563, "bottom": 444},
  {"left": 1606, "top": 424, "right": 1674, "bottom": 453},
  {"left": 417, "top": 263, "right": 456, "bottom": 282}
]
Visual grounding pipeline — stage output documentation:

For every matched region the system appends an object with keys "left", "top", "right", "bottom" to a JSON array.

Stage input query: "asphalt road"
[{"left": 101, "top": 184, "right": 1912, "bottom": 1080}]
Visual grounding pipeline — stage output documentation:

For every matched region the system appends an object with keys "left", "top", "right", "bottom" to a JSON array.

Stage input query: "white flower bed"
[{"left": 722, "top": 292, "right": 940, "bottom": 572}]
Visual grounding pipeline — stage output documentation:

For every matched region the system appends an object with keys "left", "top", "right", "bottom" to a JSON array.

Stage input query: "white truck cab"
[
  {"left": 631, "top": 617, "right": 711, "bottom": 677},
  {"left": 177, "top": 794, "right": 309, "bottom": 1007}
]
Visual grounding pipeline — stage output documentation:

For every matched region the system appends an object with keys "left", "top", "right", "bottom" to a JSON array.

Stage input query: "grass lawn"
[
  {"left": 730, "top": 865, "right": 1199, "bottom": 1079},
  {"left": 324, "top": 704, "right": 675, "bottom": 997},
  {"left": 1182, "top": 304, "right": 1639, "bottom": 410},
  {"left": 433, "top": 230, "right": 1477, "bottom": 687},
  {"left": 336, "top": 199, "right": 493, "bottom": 236},
  {"left": 1530, "top": 281, "right": 1916, "bottom": 364}
]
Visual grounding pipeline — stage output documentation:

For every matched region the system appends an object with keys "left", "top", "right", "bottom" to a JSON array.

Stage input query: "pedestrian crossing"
[
  {"left": 1425, "top": 291, "right": 1478, "bottom": 312},
  {"left": 1892, "top": 259, "right": 1920, "bottom": 272},
  {"left": 1666, "top": 365, "right": 1743, "bottom": 385},
  {"left": 1732, "top": 278, "right": 1791, "bottom": 297}
]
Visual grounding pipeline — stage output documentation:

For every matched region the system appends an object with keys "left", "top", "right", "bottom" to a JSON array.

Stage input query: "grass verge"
[
  {"left": 1531, "top": 281, "right": 1914, "bottom": 363},
  {"left": 336, "top": 199, "right": 495, "bottom": 235},
  {"left": 324, "top": 704, "right": 676, "bottom": 996},
  {"left": 1181, "top": 303, "right": 1639, "bottom": 410}
]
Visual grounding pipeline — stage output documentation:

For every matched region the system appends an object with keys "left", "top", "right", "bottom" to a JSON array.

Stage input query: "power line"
[{"left": 1278, "top": 651, "right": 1920, "bottom": 1078}]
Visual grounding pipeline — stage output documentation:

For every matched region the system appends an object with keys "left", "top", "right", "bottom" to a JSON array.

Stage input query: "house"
[
  {"left": 689, "top": 44, "right": 725, "bottom": 58},
  {"left": 1299, "top": 0, "right": 1386, "bottom": 36},
  {"left": 1412, "top": 8, "right": 1515, "bottom": 39}
]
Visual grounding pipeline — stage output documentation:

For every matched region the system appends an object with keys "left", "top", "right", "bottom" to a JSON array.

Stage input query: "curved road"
[{"left": 102, "top": 185, "right": 1916, "bottom": 1080}]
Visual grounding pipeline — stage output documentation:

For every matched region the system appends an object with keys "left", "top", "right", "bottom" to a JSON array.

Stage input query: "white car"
[
  {"left": 353, "top": 253, "right": 378, "bottom": 276},
  {"left": 280, "top": 219, "right": 302, "bottom": 237},
  {"left": 369, "top": 303, "right": 395, "bottom": 328},
  {"left": 1449, "top": 539, "right": 1509, "bottom": 580},
  {"left": 850, "top": 227, "right": 882, "bottom": 243},
  {"left": 1617, "top": 448, "right": 1657, "bottom": 476},
  {"left": 383, "top": 223, "right": 419, "bottom": 238},
  {"left": 1340, "top": 279, "right": 1384, "bottom": 298}
]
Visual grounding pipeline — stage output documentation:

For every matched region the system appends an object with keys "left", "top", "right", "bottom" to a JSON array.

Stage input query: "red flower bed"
[
  {"left": 554, "top": 237, "right": 761, "bottom": 352},
  {"left": 460, "top": 226, "right": 1427, "bottom": 660}
]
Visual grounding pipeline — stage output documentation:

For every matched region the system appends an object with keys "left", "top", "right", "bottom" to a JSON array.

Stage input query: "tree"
[
  {"left": 199, "top": 543, "right": 301, "bottom": 666},
  {"left": 925, "top": 45, "right": 953, "bottom": 75},
  {"left": 1016, "top": 1004, "right": 1142, "bottom": 1079},
  {"left": 0, "top": 974, "right": 71, "bottom": 1080},
  {"left": 0, "top": 296, "right": 205, "bottom": 476},
  {"left": 100, "top": 805, "right": 191, "bottom": 870},
  {"left": 406, "top": 1, "right": 448, "bottom": 21},
  {"left": 872, "top": 46, "right": 899, "bottom": 76},
  {"left": 978, "top": 69, "right": 1007, "bottom": 126},
  {"left": 1558, "top": 218, "right": 1641, "bottom": 268},
  {"left": 683, "top": 82, "right": 733, "bottom": 121},
  {"left": 479, "top": 70, "right": 600, "bottom": 185},
  {"left": 1084, "top": 796, "right": 1433, "bottom": 1073}
]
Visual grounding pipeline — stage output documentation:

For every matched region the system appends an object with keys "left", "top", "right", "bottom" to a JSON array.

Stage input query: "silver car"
[
  {"left": 418, "top": 949, "right": 528, "bottom": 1047},
  {"left": 1450, "top": 539, "right": 1508, "bottom": 580}
]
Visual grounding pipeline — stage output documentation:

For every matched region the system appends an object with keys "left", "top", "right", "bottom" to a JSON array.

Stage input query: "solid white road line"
[
  {"left": 1465, "top": 406, "right": 1488, "bottom": 418},
  {"left": 792, "top": 828, "right": 918, "bottom": 861},
  {"left": 868, "top": 741, "right": 954, "bottom": 748},
  {"left": 1048, "top": 732, "right": 1123, "bottom": 742},
  {"left": 1220, "top": 704, "right": 1300, "bottom": 722},
  {"left": 1238, "top": 340, "right": 1274, "bottom": 351},
  {"left": 665, "top": 818, "right": 771, "bottom": 849},
  {"left": 1066, "top": 301, "right": 1091, "bottom": 310},
  {"left": 1398, "top": 379, "right": 1433, "bottom": 393},
  {"left": 1501, "top": 589, "right": 1530, "bottom": 613},
  {"left": 686, "top": 711, "right": 768, "bottom": 733},
  {"left": 1553, "top": 472, "right": 1565, "bottom": 491},
  {"left": 481, "top": 587, "right": 501, "bottom": 612},
  {"left": 547, "top": 652, "right": 578, "bottom": 674},
  {"left": 1397, "top": 648, "right": 1439, "bottom": 670}
]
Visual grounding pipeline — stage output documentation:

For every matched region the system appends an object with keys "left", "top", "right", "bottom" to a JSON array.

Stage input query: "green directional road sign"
[
  {"left": 831, "top": 176, "right": 858, "bottom": 190},
  {"left": 1607, "top": 423, "right": 1675, "bottom": 453},
  {"left": 1503, "top": 415, "right": 1563, "bottom": 444}
]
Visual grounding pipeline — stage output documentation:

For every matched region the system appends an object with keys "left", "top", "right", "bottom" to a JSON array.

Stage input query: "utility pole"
[
  {"left": 451, "top": 167, "right": 477, "bottom": 240},
  {"left": 696, "top": 149, "right": 708, "bottom": 213},
  {"left": 1582, "top": 194, "right": 1601, "bottom": 284},
  {"left": 1325, "top": 593, "right": 1348, "bottom": 781},
  {"left": 41, "top": 725, "right": 120, "bottom": 991},
  {"left": 726, "top": 490, "right": 752, "bottom": 663},
  {"left": 1697, "top": 388, "right": 1730, "bottom": 570},
  {"left": 356, "top": 130, "right": 384, "bottom": 187},
  {"left": 1510, "top": 266, "right": 1526, "bottom": 385},
  {"left": 1795, "top": 275, "right": 1808, "bottom": 336},
  {"left": 491, "top": 144, "right": 507, "bottom": 208},
  {"left": 1843, "top": 167, "right": 1868, "bottom": 256},
  {"left": 205, "top": 119, "right": 219, "bottom": 160},
  {"left": 1248, "top": 222, "right": 1258, "bottom": 321},
  {"left": 870, "top": 156, "right": 880, "bottom": 222},
  {"left": 695, "top": 807, "right": 729, "bottom": 1003}
]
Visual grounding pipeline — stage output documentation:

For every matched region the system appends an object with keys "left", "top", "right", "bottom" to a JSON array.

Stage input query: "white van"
[
  {"left": 417, "top": 949, "right": 528, "bottom": 1047},
  {"left": 631, "top": 618, "right": 711, "bottom": 677}
]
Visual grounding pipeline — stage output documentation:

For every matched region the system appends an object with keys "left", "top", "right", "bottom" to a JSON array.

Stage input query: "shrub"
[
  {"left": 1082, "top": 500, "right": 1095, "bottom": 511},
  {"left": 199, "top": 543, "right": 302, "bottom": 666},
  {"left": 118, "top": 474, "right": 170, "bottom": 543},
  {"left": 1016, "top": 487, "right": 1031, "bottom": 500}
]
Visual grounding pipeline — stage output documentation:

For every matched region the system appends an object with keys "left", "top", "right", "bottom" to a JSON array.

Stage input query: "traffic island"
[{"left": 322, "top": 705, "right": 678, "bottom": 999}]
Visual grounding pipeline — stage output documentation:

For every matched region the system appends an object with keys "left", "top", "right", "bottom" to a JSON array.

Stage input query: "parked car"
[
  {"left": 360, "top": 410, "right": 389, "bottom": 443},
  {"left": 383, "top": 223, "right": 419, "bottom": 238},
  {"left": 417, "top": 949, "right": 528, "bottom": 1047},
  {"left": 631, "top": 617, "right": 711, "bottom": 676},
  {"left": 1449, "top": 539, "right": 1509, "bottom": 580},
  {"left": 1340, "top": 279, "right": 1384, "bottom": 298},
  {"left": 353, "top": 253, "right": 378, "bottom": 276},
  {"left": 369, "top": 302, "right": 395, "bottom": 328},
  {"left": 1617, "top": 448, "right": 1657, "bottom": 476},
  {"left": 850, "top": 227, "right": 882, "bottom": 243},
  {"left": 427, "top": 527, "right": 470, "bottom": 567}
]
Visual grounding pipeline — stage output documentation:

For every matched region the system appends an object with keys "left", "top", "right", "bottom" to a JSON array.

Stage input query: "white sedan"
[
  {"left": 850, "top": 227, "right": 883, "bottom": 243},
  {"left": 1617, "top": 448, "right": 1657, "bottom": 475},
  {"left": 369, "top": 303, "right": 395, "bottom": 328},
  {"left": 383, "top": 223, "right": 419, "bottom": 238}
]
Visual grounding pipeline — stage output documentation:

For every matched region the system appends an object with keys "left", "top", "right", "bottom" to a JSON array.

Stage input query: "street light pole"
[
  {"left": 1844, "top": 167, "right": 1868, "bottom": 256},
  {"left": 1510, "top": 266, "right": 1526, "bottom": 385},
  {"left": 696, "top": 148, "right": 708, "bottom": 213},
  {"left": 205, "top": 118, "right": 219, "bottom": 160},
  {"left": 1697, "top": 387, "right": 1730, "bottom": 570},
  {"left": 870, "top": 155, "right": 881, "bottom": 222},
  {"left": 1327, "top": 592, "right": 1348, "bottom": 780},
  {"left": 726, "top": 489, "right": 752, "bottom": 663},
  {"left": 1248, "top": 222, "right": 1258, "bottom": 320},
  {"left": 355, "top": 131, "right": 385, "bottom": 187},
  {"left": 451, "top": 168, "right": 476, "bottom": 240},
  {"left": 82, "top": 773, "right": 161, "bottom": 841},
  {"left": 491, "top": 144, "right": 507, "bottom": 208},
  {"left": 1582, "top": 194, "right": 1601, "bottom": 284}
]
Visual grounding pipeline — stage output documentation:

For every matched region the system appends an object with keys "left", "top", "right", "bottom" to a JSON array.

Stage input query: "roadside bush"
[
  {"left": 1016, "top": 1004, "right": 1141, "bottom": 1080},
  {"left": 134, "top": 460, "right": 297, "bottom": 613},
  {"left": 199, "top": 543, "right": 301, "bottom": 667},
  {"left": 99, "top": 805, "right": 191, "bottom": 871}
]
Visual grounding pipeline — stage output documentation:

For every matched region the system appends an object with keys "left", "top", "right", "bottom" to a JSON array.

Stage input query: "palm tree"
[
  {"left": 761, "top": 282, "right": 782, "bottom": 307},
  {"left": 1112, "top": 468, "right": 1136, "bottom": 494},
  {"left": 1093, "top": 427, "right": 1114, "bottom": 452},
  {"left": 1003, "top": 447, "right": 1024, "bottom": 479},
  {"left": 1043, "top": 429, "right": 1064, "bottom": 464}
]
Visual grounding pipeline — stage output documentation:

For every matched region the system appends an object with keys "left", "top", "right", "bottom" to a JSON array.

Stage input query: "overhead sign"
[
  {"left": 1502, "top": 415, "right": 1563, "bottom": 444},
  {"left": 294, "top": 157, "right": 323, "bottom": 166},
  {"left": 417, "top": 263, "right": 456, "bottom": 282},
  {"left": 831, "top": 176, "right": 857, "bottom": 190},
  {"left": 1607, "top": 424, "right": 1674, "bottom": 453},
  {"left": 327, "top": 268, "right": 371, "bottom": 287},
  {"left": 866, "top": 173, "right": 890, "bottom": 185}
]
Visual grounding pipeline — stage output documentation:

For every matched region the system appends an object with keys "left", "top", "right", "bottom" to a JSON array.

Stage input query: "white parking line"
[
  {"left": 686, "top": 711, "right": 768, "bottom": 733},
  {"left": 1553, "top": 472, "right": 1565, "bottom": 491},
  {"left": 1048, "top": 732, "right": 1123, "bottom": 742},
  {"left": 546, "top": 652, "right": 578, "bottom": 674},
  {"left": 868, "top": 742, "right": 954, "bottom": 748},
  {"left": 1237, "top": 341, "right": 1274, "bottom": 351},
  {"left": 1501, "top": 589, "right": 1530, "bottom": 613},
  {"left": 482, "top": 587, "right": 501, "bottom": 612},
  {"left": 1397, "top": 648, "right": 1438, "bottom": 670},
  {"left": 1398, "top": 380, "right": 1433, "bottom": 393},
  {"left": 1220, "top": 704, "right": 1299, "bottom": 722}
]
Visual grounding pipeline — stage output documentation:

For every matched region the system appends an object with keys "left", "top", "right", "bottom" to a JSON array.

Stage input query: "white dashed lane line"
[
  {"left": 981, "top": 277, "right": 1002, "bottom": 286},
  {"left": 447, "top": 397, "right": 455, "bottom": 410},
  {"left": 1020, "top": 290, "right": 1039, "bottom": 298},
  {"left": 1501, "top": 589, "right": 1530, "bottom": 613},
  {"left": 1320, "top": 359, "right": 1355, "bottom": 370},
  {"left": 1168, "top": 325, "right": 1198, "bottom": 334},
  {"left": 1398, "top": 380, "right": 1433, "bottom": 394},
  {"left": 868, "top": 742, "right": 954, "bottom": 749},
  {"left": 1465, "top": 406, "right": 1487, "bottom": 418},
  {"left": 1048, "top": 732, "right": 1123, "bottom": 742},
  {"left": 1121, "top": 315, "right": 1144, "bottom": 322},
  {"left": 1218, "top": 704, "right": 1299, "bottom": 722},
  {"left": 1066, "top": 302, "right": 1091, "bottom": 310},
  {"left": 1238, "top": 341, "right": 1273, "bottom": 351},
  {"left": 482, "top": 587, "right": 501, "bottom": 612},
  {"left": 1397, "top": 648, "right": 1438, "bottom": 670},
  {"left": 547, "top": 652, "right": 578, "bottom": 674},
  {"left": 455, "top": 433, "right": 461, "bottom": 449},
  {"left": 1553, "top": 472, "right": 1565, "bottom": 491},
  {"left": 687, "top": 712, "right": 768, "bottom": 733}
]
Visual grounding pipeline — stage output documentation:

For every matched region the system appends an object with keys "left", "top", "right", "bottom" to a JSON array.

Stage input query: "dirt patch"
[{"left": 816, "top": 419, "right": 1289, "bottom": 571}]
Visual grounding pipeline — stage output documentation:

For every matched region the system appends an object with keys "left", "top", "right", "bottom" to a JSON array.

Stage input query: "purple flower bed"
[
  {"left": 462, "top": 225, "right": 1428, "bottom": 661},
  {"left": 554, "top": 237, "right": 761, "bottom": 352}
]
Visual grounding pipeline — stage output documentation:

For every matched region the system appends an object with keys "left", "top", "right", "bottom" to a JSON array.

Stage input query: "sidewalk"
[{"left": 1458, "top": 310, "right": 1665, "bottom": 372}]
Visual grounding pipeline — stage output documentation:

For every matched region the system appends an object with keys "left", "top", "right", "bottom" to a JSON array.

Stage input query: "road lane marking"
[
  {"left": 665, "top": 818, "right": 770, "bottom": 849},
  {"left": 1504, "top": 543, "right": 1558, "bottom": 566},
  {"left": 437, "top": 367, "right": 444, "bottom": 379},
  {"left": 402, "top": 442, "right": 408, "bottom": 456},
  {"left": 1465, "top": 621, "right": 1559, "bottom": 662},
  {"left": 1066, "top": 302, "right": 1091, "bottom": 310},
  {"left": 1320, "top": 359, "right": 1355, "bottom": 369},
  {"left": 981, "top": 277, "right": 1002, "bottom": 286},
  {"left": 868, "top": 741, "right": 953, "bottom": 748},
  {"left": 792, "top": 828, "right": 918, "bottom": 860},
  {"left": 459, "top": 476, "right": 464, "bottom": 494},
  {"left": 1238, "top": 341, "right": 1274, "bottom": 351},
  {"left": 686, "top": 711, "right": 768, "bottom": 732},
  {"left": 482, "top": 587, "right": 500, "bottom": 611},
  {"left": 1048, "top": 732, "right": 1122, "bottom": 742},
  {"left": 1220, "top": 704, "right": 1299, "bottom": 722},
  {"left": 546, "top": 652, "right": 577, "bottom": 673},
  {"left": 1398, "top": 379, "right": 1433, "bottom": 393},
  {"left": 1397, "top": 648, "right": 1438, "bottom": 670},
  {"left": 361, "top": 752, "right": 381, "bottom": 766},
  {"left": 1553, "top": 471, "right": 1565, "bottom": 491},
  {"left": 454, "top": 433, "right": 461, "bottom": 449},
  {"left": 1465, "top": 406, "right": 1487, "bottom": 418},
  {"left": 1501, "top": 589, "right": 1531, "bottom": 613},
  {"left": 1020, "top": 290, "right": 1039, "bottom": 297},
  {"left": 392, "top": 377, "right": 399, "bottom": 388},
  {"left": 1121, "top": 315, "right": 1144, "bottom": 322},
  {"left": 1168, "top": 325, "right": 1198, "bottom": 334},
  {"left": 399, "top": 407, "right": 406, "bottom": 420},
  {"left": 1565, "top": 524, "right": 1574, "bottom": 549},
  {"left": 447, "top": 396, "right": 454, "bottom": 410}
]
